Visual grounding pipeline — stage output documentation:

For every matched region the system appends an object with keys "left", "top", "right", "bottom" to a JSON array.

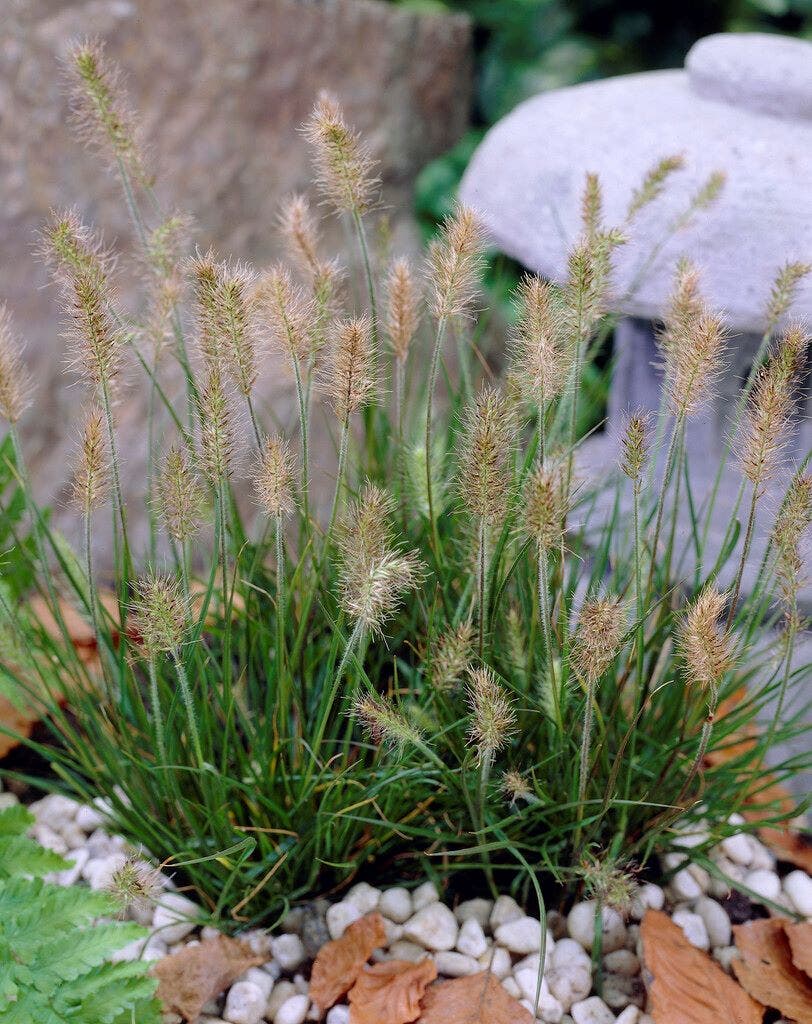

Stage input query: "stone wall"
[{"left": 1, "top": 0, "right": 473, "bottom": 554}]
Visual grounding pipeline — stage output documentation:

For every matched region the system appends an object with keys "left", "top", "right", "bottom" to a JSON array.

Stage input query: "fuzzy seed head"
[
  {"left": 324, "top": 316, "right": 378, "bottom": 421},
  {"left": 67, "top": 267, "right": 122, "bottom": 388},
  {"left": 564, "top": 229, "right": 625, "bottom": 342},
  {"left": 523, "top": 462, "right": 566, "bottom": 551},
  {"left": 764, "top": 261, "right": 812, "bottom": 333},
  {"left": 658, "top": 258, "right": 703, "bottom": 360},
  {"left": 303, "top": 92, "right": 379, "bottom": 215},
  {"left": 337, "top": 484, "right": 425, "bottom": 634},
  {"left": 189, "top": 249, "right": 222, "bottom": 366},
  {"left": 0, "top": 305, "right": 31, "bottom": 424},
  {"left": 41, "top": 208, "right": 112, "bottom": 291},
  {"left": 67, "top": 38, "right": 146, "bottom": 183},
  {"left": 339, "top": 549, "right": 425, "bottom": 635},
  {"left": 131, "top": 573, "right": 186, "bottom": 657},
  {"left": 737, "top": 324, "right": 807, "bottom": 488},
  {"left": 352, "top": 692, "right": 424, "bottom": 752},
  {"left": 774, "top": 471, "right": 812, "bottom": 609},
  {"left": 626, "top": 154, "right": 685, "bottom": 221},
  {"left": 71, "top": 405, "right": 109, "bottom": 514},
  {"left": 619, "top": 411, "right": 650, "bottom": 489},
  {"left": 427, "top": 204, "right": 486, "bottom": 321},
  {"left": 196, "top": 364, "right": 235, "bottom": 483},
  {"left": 145, "top": 214, "right": 191, "bottom": 280},
  {"left": 106, "top": 858, "right": 162, "bottom": 914},
  {"left": 572, "top": 595, "right": 626, "bottom": 684},
  {"left": 678, "top": 587, "right": 734, "bottom": 690},
  {"left": 430, "top": 621, "right": 474, "bottom": 692},
  {"left": 510, "top": 275, "right": 569, "bottom": 404},
  {"left": 501, "top": 769, "right": 532, "bottom": 804},
  {"left": 665, "top": 309, "right": 727, "bottom": 417},
  {"left": 259, "top": 264, "right": 316, "bottom": 367},
  {"left": 157, "top": 446, "right": 205, "bottom": 543},
  {"left": 579, "top": 855, "right": 638, "bottom": 913},
  {"left": 581, "top": 172, "right": 603, "bottom": 238},
  {"left": 385, "top": 257, "right": 420, "bottom": 363},
  {"left": 277, "top": 193, "right": 326, "bottom": 278},
  {"left": 458, "top": 386, "right": 514, "bottom": 524},
  {"left": 218, "top": 260, "right": 259, "bottom": 396},
  {"left": 466, "top": 666, "right": 517, "bottom": 763},
  {"left": 254, "top": 433, "right": 296, "bottom": 519}
]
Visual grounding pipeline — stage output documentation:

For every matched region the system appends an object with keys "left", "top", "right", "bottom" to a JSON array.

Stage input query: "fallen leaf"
[
  {"left": 418, "top": 971, "right": 534, "bottom": 1024},
  {"left": 348, "top": 959, "right": 437, "bottom": 1024},
  {"left": 640, "top": 910, "right": 762, "bottom": 1024},
  {"left": 785, "top": 921, "right": 812, "bottom": 980},
  {"left": 0, "top": 692, "right": 41, "bottom": 758},
  {"left": 153, "top": 934, "right": 263, "bottom": 1022},
  {"left": 309, "top": 912, "right": 387, "bottom": 1011},
  {"left": 733, "top": 918, "right": 812, "bottom": 1022}
]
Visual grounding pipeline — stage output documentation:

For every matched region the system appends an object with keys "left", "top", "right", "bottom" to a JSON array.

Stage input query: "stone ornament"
[{"left": 460, "top": 32, "right": 812, "bottom": 334}]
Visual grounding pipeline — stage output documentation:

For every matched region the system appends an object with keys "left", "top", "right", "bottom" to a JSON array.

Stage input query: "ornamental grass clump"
[{"left": 0, "top": 39, "right": 809, "bottom": 927}]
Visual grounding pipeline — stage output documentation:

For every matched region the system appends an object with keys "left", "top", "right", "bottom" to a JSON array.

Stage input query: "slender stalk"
[
  {"left": 311, "top": 618, "right": 365, "bottom": 761},
  {"left": 216, "top": 483, "right": 232, "bottom": 693},
  {"left": 645, "top": 416, "right": 683, "bottom": 597},
  {"left": 575, "top": 672, "right": 597, "bottom": 848},
  {"left": 274, "top": 512, "right": 288, "bottom": 738},
  {"left": 477, "top": 519, "right": 487, "bottom": 659},
  {"left": 172, "top": 652, "right": 204, "bottom": 768},
  {"left": 100, "top": 378, "right": 130, "bottom": 562},
  {"left": 537, "top": 547, "right": 560, "bottom": 730},
  {"left": 425, "top": 316, "right": 448, "bottom": 564},
  {"left": 673, "top": 683, "right": 719, "bottom": 811},
  {"left": 292, "top": 354, "right": 311, "bottom": 534},
  {"left": 726, "top": 486, "right": 759, "bottom": 631},
  {"left": 394, "top": 358, "right": 406, "bottom": 517},
  {"left": 326, "top": 418, "right": 350, "bottom": 547},
  {"left": 147, "top": 657, "right": 167, "bottom": 768},
  {"left": 245, "top": 392, "right": 263, "bottom": 449}
]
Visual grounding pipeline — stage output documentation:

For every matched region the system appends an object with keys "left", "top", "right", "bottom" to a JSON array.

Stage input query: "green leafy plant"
[
  {"left": 0, "top": 41, "right": 808, "bottom": 932},
  {"left": 0, "top": 806, "right": 160, "bottom": 1024}
]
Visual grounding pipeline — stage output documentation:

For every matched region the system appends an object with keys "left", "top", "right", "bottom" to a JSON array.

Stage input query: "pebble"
[
  {"left": 514, "top": 971, "right": 564, "bottom": 1023},
  {"left": 382, "top": 918, "right": 403, "bottom": 944},
  {"left": 783, "top": 870, "right": 812, "bottom": 916},
  {"left": 238, "top": 967, "right": 273, "bottom": 1001},
  {"left": 748, "top": 841, "right": 776, "bottom": 871},
  {"left": 30, "top": 793, "right": 81, "bottom": 829},
  {"left": 490, "top": 894, "right": 523, "bottom": 929},
  {"left": 387, "top": 939, "right": 427, "bottom": 962},
  {"left": 433, "top": 951, "right": 480, "bottom": 977},
  {"left": 567, "top": 902, "right": 626, "bottom": 953},
  {"left": 720, "top": 832, "right": 754, "bottom": 867},
  {"left": 326, "top": 1008, "right": 349, "bottom": 1024},
  {"left": 502, "top": 976, "right": 522, "bottom": 999},
  {"left": 494, "top": 915, "right": 544, "bottom": 954},
  {"left": 671, "top": 910, "right": 710, "bottom": 950},
  {"left": 274, "top": 995, "right": 310, "bottom": 1024},
  {"left": 571, "top": 996, "right": 616, "bottom": 1024},
  {"left": 271, "top": 934, "right": 306, "bottom": 973},
  {"left": 455, "top": 897, "right": 493, "bottom": 928},
  {"left": 379, "top": 887, "right": 412, "bottom": 924},
  {"left": 745, "top": 869, "right": 781, "bottom": 903},
  {"left": 326, "top": 902, "right": 361, "bottom": 941},
  {"left": 85, "top": 853, "right": 128, "bottom": 891},
  {"left": 55, "top": 847, "right": 89, "bottom": 887},
  {"left": 223, "top": 981, "right": 266, "bottom": 1024},
  {"left": 0, "top": 792, "right": 19, "bottom": 810},
  {"left": 629, "top": 884, "right": 664, "bottom": 920},
  {"left": 551, "top": 938, "right": 592, "bottom": 970},
  {"left": 693, "top": 897, "right": 731, "bottom": 948},
  {"left": 615, "top": 1009, "right": 640, "bottom": 1024},
  {"left": 345, "top": 882, "right": 380, "bottom": 914},
  {"left": 75, "top": 802, "right": 106, "bottom": 831},
  {"left": 668, "top": 868, "right": 703, "bottom": 902},
  {"left": 412, "top": 881, "right": 440, "bottom": 910},
  {"left": 404, "top": 902, "right": 459, "bottom": 951},
  {"left": 266, "top": 982, "right": 297, "bottom": 1019},
  {"left": 479, "top": 945, "right": 512, "bottom": 979},
  {"left": 603, "top": 950, "right": 639, "bottom": 976},
  {"left": 547, "top": 964, "right": 593, "bottom": 1011},
  {"left": 152, "top": 893, "right": 201, "bottom": 944},
  {"left": 456, "top": 917, "right": 488, "bottom": 958},
  {"left": 602, "top": 974, "right": 644, "bottom": 1010}
]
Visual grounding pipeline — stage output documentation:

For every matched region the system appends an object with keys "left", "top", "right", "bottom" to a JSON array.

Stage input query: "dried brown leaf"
[
  {"left": 785, "top": 921, "right": 812, "bottom": 980},
  {"left": 760, "top": 827, "right": 812, "bottom": 873},
  {"left": 418, "top": 971, "right": 534, "bottom": 1024},
  {"left": 733, "top": 918, "right": 812, "bottom": 1022},
  {"left": 640, "top": 910, "right": 763, "bottom": 1024},
  {"left": 153, "top": 935, "right": 263, "bottom": 1022},
  {"left": 348, "top": 958, "right": 437, "bottom": 1024},
  {"left": 309, "top": 912, "right": 387, "bottom": 1012}
]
